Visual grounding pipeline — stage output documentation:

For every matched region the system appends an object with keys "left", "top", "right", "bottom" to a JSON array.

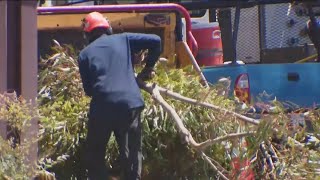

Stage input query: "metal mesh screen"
[
  {"left": 228, "top": 3, "right": 315, "bottom": 63},
  {"left": 231, "top": 6, "right": 260, "bottom": 63},
  {"left": 262, "top": 3, "right": 311, "bottom": 49}
]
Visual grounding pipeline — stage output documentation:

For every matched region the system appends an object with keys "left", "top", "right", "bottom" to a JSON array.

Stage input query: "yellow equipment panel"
[{"left": 38, "top": 12, "right": 177, "bottom": 65}]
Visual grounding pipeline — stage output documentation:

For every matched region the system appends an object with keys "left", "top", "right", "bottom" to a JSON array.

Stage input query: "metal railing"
[{"left": 37, "top": 3, "right": 199, "bottom": 56}]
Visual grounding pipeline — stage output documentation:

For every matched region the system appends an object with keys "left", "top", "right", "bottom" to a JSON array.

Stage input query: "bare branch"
[
  {"left": 201, "top": 152, "right": 230, "bottom": 180},
  {"left": 149, "top": 83, "right": 195, "bottom": 144},
  {"left": 156, "top": 86, "right": 260, "bottom": 125},
  {"left": 198, "top": 132, "right": 256, "bottom": 150},
  {"left": 181, "top": 41, "right": 210, "bottom": 88},
  {"left": 137, "top": 78, "right": 305, "bottom": 177},
  {"left": 138, "top": 80, "right": 254, "bottom": 148},
  {"left": 208, "top": 157, "right": 229, "bottom": 174},
  {"left": 154, "top": 84, "right": 304, "bottom": 149}
]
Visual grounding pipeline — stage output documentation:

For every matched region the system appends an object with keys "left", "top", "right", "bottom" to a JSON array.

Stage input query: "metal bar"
[
  {"left": 232, "top": 6, "right": 241, "bottom": 63},
  {"left": 37, "top": 3, "right": 197, "bottom": 55},
  {"left": 209, "top": 8, "right": 217, "bottom": 22},
  {"left": 178, "top": 0, "right": 309, "bottom": 10},
  {"left": 0, "top": 1, "right": 7, "bottom": 93},
  {"left": 21, "top": 0, "right": 38, "bottom": 100},
  {"left": 7, "top": 1, "right": 21, "bottom": 95},
  {"left": 0, "top": 0, "right": 7, "bottom": 140},
  {"left": 259, "top": 5, "right": 266, "bottom": 51},
  {"left": 20, "top": 0, "right": 38, "bottom": 170},
  {"left": 63, "top": 0, "right": 94, "bottom": 6},
  {"left": 218, "top": 9, "right": 235, "bottom": 62}
]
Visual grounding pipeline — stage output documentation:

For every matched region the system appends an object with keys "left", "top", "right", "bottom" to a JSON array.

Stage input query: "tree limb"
[
  {"left": 149, "top": 83, "right": 195, "bottom": 145},
  {"left": 137, "top": 79, "right": 304, "bottom": 177},
  {"left": 137, "top": 79, "right": 304, "bottom": 149},
  {"left": 156, "top": 86, "right": 260, "bottom": 125},
  {"left": 138, "top": 80, "right": 255, "bottom": 149},
  {"left": 201, "top": 152, "right": 230, "bottom": 180},
  {"left": 154, "top": 84, "right": 304, "bottom": 149},
  {"left": 198, "top": 132, "right": 256, "bottom": 151},
  {"left": 209, "top": 156, "right": 229, "bottom": 174}
]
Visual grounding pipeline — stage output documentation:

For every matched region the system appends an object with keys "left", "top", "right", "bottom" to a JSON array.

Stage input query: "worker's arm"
[
  {"left": 78, "top": 53, "right": 93, "bottom": 97},
  {"left": 127, "top": 33, "right": 162, "bottom": 69}
]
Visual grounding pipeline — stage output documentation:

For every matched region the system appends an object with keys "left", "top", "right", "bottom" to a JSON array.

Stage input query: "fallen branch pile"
[
  {"left": 2, "top": 42, "right": 318, "bottom": 180},
  {"left": 138, "top": 79, "right": 306, "bottom": 179}
]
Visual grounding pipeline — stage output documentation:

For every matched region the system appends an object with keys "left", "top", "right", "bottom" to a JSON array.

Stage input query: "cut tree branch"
[
  {"left": 149, "top": 83, "right": 195, "bottom": 145},
  {"left": 198, "top": 132, "right": 256, "bottom": 150},
  {"left": 137, "top": 79, "right": 304, "bottom": 149},
  {"left": 138, "top": 80, "right": 255, "bottom": 149},
  {"left": 156, "top": 86, "right": 260, "bottom": 125},
  {"left": 137, "top": 78, "right": 305, "bottom": 177},
  {"left": 153, "top": 83, "right": 304, "bottom": 149},
  {"left": 201, "top": 152, "right": 229, "bottom": 180},
  {"left": 137, "top": 79, "right": 256, "bottom": 178}
]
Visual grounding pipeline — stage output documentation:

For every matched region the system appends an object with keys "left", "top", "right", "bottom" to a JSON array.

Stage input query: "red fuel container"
[{"left": 191, "top": 22, "right": 223, "bottom": 66}]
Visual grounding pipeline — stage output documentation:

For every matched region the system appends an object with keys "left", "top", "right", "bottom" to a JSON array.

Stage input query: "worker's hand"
[
  {"left": 133, "top": 50, "right": 148, "bottom": 65},
  {"left": 137, "top": 67, "right": 155, "bottom": 81}
]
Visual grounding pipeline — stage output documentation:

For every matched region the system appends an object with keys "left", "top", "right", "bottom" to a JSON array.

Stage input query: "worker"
[
  {"left": 306, "top": 17, "right": 320, "bottom": 62},
  {"left": 78, "top": 12, "right": 162, "bottom": 180}
]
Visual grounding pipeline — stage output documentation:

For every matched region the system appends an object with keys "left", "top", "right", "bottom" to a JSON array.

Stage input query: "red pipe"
[
  {"left": 188, "top": 31, "right": 198, "bottom": 57},
  {"left": 37, "top": 3, "right": 198, "bottom": 56}
]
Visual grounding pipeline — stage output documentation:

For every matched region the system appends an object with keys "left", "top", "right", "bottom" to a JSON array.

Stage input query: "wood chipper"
[
  {"left": 37, "top": 0, "right": 320, "bottom": 110},
  {"left": 39, "top": 4, "right": 192, "bottom": 67},
  {"left": 37, "top": 0, "right": 225, "bottom": 73}
]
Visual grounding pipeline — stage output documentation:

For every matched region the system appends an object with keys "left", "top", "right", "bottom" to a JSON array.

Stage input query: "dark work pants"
[{"left": 85, "top": 103, "right": 143, "bottom": 180}]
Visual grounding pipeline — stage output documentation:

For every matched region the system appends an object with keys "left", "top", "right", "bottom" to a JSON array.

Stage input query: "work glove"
[{"left": 137, "top": 67, "right": 155, "bottom": 81}]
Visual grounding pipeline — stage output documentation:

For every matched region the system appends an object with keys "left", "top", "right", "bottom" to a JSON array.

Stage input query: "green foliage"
[
  {"left": 38, "top": 45, "right": 84, "bottom": 106},
  {"left": 0, "top": 93, "right": 37, "bottom": 133},
  {"left": 139, "top": 63, "right": 239, "bottom": 178},
  {"left": 0, "top": 93, "right": 38, "bottom": 179},
  {"left": 37, "top": 45, "right": 90, "bottom": 179},
  {"left": 1, "top": 43, "right": 319, "bottom": 179},
  {"left": 35, "top": 44, "right": 242, "bottom": 179},
  {"left": 35, "top": 45, "right": 320, "bottom": 179},
  {"left": 0, "top": 137, "right": 31, "bottom": 180}
]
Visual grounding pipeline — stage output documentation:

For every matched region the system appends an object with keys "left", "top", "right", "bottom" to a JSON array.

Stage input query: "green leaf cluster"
[
  {"left": 1, "top": 43, "right": 320, "bottom": 179},
  {"left": 0, "top": 93, "right": 38, "bottom": 179}
]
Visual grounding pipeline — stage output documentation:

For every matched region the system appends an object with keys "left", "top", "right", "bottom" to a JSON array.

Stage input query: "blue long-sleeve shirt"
[{"left": 78, "top": 33, "right": 161, "bottom": 109}]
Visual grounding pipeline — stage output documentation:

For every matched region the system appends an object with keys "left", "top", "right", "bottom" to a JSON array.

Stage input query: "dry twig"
[{"left": 201, "top": 152, "right": 230, "bottom": 180}]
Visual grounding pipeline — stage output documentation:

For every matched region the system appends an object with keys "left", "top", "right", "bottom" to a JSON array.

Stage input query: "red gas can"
[{"left": 191, "top": 22, "right": 223, "bottom": 66}]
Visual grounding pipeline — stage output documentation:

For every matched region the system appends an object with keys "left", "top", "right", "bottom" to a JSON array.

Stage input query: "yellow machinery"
[{"left": 37, "top": 4, "right": 199, "bottom": 68}]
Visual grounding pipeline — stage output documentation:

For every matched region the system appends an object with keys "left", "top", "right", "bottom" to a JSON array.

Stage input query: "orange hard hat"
[{"left": 82, "top": 12, "right": 110, "bottom": 32}]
